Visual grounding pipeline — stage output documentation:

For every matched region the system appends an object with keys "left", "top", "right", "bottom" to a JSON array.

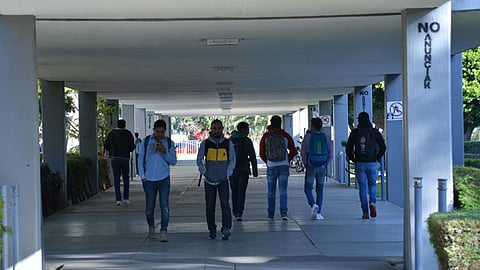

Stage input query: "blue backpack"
[{"left": 308, "top": 132, "right": 328, "bottom": 166}]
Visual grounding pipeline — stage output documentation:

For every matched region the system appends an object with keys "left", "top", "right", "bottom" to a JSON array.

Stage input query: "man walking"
[
  {"left": 230, "top": 121, "right": 258, "bottom": 221},
  {"left": 346, "top": 112, "right": 386, "bottom": 219},
  {"left": 301, "top": 118, "right": 332, "bottom": 220},
  {"left": 134, "top": 132, "right": 142, "bottom": 176},
  {"left": 196, "top": 119, "right": 236, "bottom": 240},
  {"left": 138, "top": 119, "right": 177, "bottom": 241},
  {"left": 259, "top": 115, "right": 297, "bottom": 221},
  {"left": 104, "top": 119, "right": 135, "bottom": 206}
]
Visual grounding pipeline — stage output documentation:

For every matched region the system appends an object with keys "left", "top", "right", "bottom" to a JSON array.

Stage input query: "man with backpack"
[
  {"left": 138, "top": 119, "right": 177, "bottom": 242},
  {"left": 346, "top": 112, "right": 386, "bottom": 219},
  {"left": 229, "top": 121, "right": 258, "bottom": 221},
  {"left": 104, "top": 119, "right": 135, "bottom": 206},
  {"left": 301, "top": 118, "right": 333, "bottom": 220},
  {"left": 259, "top": 115, "right": 297, "bottom": 221},
  {"left": 196, "top": 119, "right": 236, "bottom": 240}
]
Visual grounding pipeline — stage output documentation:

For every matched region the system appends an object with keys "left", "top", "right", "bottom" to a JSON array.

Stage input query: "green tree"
[{"left": 463, "top": 46, "right": 480, "bottom": 141}]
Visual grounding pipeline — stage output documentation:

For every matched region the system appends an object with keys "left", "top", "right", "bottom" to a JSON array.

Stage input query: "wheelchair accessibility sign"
[{"left": 386, "top": 101, "right": 403, "bottom": 121}]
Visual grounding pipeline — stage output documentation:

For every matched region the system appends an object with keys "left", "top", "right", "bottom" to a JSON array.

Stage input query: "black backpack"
[{"left": 355, "top": 128, "right": 377, "bottom": 162}]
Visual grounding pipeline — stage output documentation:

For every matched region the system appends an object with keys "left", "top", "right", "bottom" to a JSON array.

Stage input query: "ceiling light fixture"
[
  {"left": 212, "top": 66, "right": 236, "bottom": 73},
  {"left": 205, "top": 38, "right": 240, "bottom": 46}
]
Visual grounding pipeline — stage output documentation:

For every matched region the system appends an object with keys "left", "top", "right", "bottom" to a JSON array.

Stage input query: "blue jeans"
[
  {"left": 111, "top": 158, "right": 130, "bottom": 202},
  {"left": 304, "top": 165, "right": 326, "bottom": 212},
  {"left": 355, "top": 162, "right": 378, "bottom": 214},
  {"left": 143, "top": 178, "right": 170, "bottom": 232},
  {"left": 267, "top": 165, "right": 290, "bottom": 217},
  {"left": 230, "top": 169, "right": 250, "bottom": 217},
  {"left": 205, "top": 180, "right": 231, "bottom": 233}
]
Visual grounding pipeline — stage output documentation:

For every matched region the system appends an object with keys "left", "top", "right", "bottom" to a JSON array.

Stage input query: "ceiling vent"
[{"left": 205, "top": 38, "right": 240, "bottom": 46}]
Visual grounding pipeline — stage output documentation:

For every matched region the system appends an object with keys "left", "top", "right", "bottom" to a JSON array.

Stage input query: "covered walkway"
[{"left": 44, "top": 160, "right": 403, "bottom": 270}]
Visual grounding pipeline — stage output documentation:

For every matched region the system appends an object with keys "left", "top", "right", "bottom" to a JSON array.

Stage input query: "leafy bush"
[
  {"left": 453, "top": 166, "right": 480, "bottom": 210},
  {"left": 40, "top": 163, "right": 63, "bottom": 216},
  {"left": 66, "top": 154, "right": 90, "bottom": 205},
  {"left": 465, "top": 141, "right": 480, "bottom": 154},
  {"left": 98, "top": 156, "right": 112, "bottom": 191},
  {"left": 428, "top": 211, "right": 480, "bottom": 270},
  {"left": 465, "top": 158, "right": 480, "bottom": 169}
]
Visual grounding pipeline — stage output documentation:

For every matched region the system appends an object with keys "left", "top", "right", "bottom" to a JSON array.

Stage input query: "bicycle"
[{"left": 290, "top": 138, "right": 305, "bottom": 173}]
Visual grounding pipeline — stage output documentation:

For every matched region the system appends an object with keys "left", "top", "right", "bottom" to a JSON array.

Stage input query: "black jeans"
[
  {"left": 204, "top": 180, "right": 232, "bottom": 233},
  {"left": 230, "top": 170, "right": 250, "bottom": 217}
]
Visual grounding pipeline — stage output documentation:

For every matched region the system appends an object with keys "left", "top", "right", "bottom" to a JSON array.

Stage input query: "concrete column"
[
  {"left": 307, "top": 104, "right": 319, "bottom": 120},
  {"left": 299, "top": 108, "right": 309, "bottom": 137},
  {"left": 105, "top": 99, "right": 119, "bottom": 130},
  {"left": 291, "top": 110, "right": 301, "bottom": 144},
  {"left": 333, "top": 94, "right": 349, "bottom": 181},
  {"left": 451, "top": 53, "right": 464, "bottom": 166},
  {"left": 40, "top": 80, "right": 67, "bottom": 209},
  {"left": 135, "top": 108, "right": 147, "bottom": 138},
  {"left": 354, "top": 85, "right": 373, "bottom": 124},
  {"left": 122, "top": 104, "right": 135, "bottom": 134},
  {"left": 319, "top": 100, "right": 333, "bottom": 176},
  {"left": 402, "top": 3, "right": 452, "bottom": 269},
  {"left": 283, "top": 113, "right": 293, "bottom": 137},
  {"left": 79, "top": 91, "right": 99, "bottom": 196},
  {"left": 385, "top": 74, "right": 404, "bottom": 207},
  {"left": 0, "top": 15, "right": 42, "bottom": 269},
  {"left": 146, "top": 111, "right": 155, "bottom": 131}
]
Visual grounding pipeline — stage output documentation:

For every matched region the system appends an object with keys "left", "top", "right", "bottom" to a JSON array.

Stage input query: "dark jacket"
[
  {"left": 104, "top": 128, "right": 135, "bottom": 160},
  {"left": 345, "top": 120, "right": 386, "bottom": 163},
  {"left": 231, "top": 130, "right": 258, "bottom": 177}
]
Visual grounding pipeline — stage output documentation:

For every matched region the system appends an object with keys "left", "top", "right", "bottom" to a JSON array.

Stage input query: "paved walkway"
[{"left": 44, "top": 160, "right": 404, "bottom": 270}]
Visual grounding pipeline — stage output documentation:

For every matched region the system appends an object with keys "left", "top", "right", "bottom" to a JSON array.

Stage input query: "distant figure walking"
[
  {"left": 229, "top": 121, "right": 258, "bottom": 221},
  {"left": 104, "top": 119, "right": 135, "bottom": 206},
  {"left": 196, "top": 119, "right": 236, "bottom": 240},
  {"left": 134, "top": 132, "right": 142, "bottom": 176},
  {"left": 301, "top": 118, "right": 332, "bottom": 220},
  {"left": 259, "top": 115, "right": 297, "bottom": 221},
  {"left": 346, "top": 112, "right": 386, "bottom": 219}
]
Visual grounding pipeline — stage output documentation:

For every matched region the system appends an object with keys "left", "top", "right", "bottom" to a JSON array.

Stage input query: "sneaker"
[
  {"left": 148, "top": 227, "right": 156, "bottom": 239},
  {"left": 160, "top": 231, "right": 168, "bottom": 242},
  {"left": 281, "top": 215, "right": 289, "bottom": 221},
  {"left": 267, "top": 215, "right": 274, "bottom": 220},
  {"left": 316, "top": 213, "right": 324, "bottom": 220},
  {"left": 222, "top": 229, "right": 231, "bottom": 241},
  {"left": 123, "top": 199, "right": 130, "bottom": 205},
  {"left": 116, "top": 201, "right": 122, "bottom": 206},
  {"left": 310, "top": 204, "right": 319, "bottom": 220},
  {"left": 362, "top": 213, "right": 369, "bottom": 219},
  {"left": 208, "top": 231, "right": 216, "bottom": 240},
  {"left": 236, "top": 216, "right": 243, "bottom": 221},
  {"left": 369, "top": 204, "right": 377, "bottom": 218}
]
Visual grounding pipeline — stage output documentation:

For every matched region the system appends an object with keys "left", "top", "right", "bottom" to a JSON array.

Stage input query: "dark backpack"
[
  {"left": 265, "top": 132, "right": 286, "bottom": 162},
  {"left": 355, "top": 128, "right": 377, "bottom": 161},
  {"left": 143, "top": 135, "right": 172, "bottom": 173},
  {"left": 308, "top": 132, "right": 328, "bottom": 166}
]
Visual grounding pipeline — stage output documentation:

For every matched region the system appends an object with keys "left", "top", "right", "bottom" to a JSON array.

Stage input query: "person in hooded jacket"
[
  {"left": 196, "top": 119, "right": 236, "bottom": 240},
  {"left": 229, "top": 121, "right": 258, "bottom": 221},
  {"left": 346, "top": 112, "right": 386, "bottom": 219}
]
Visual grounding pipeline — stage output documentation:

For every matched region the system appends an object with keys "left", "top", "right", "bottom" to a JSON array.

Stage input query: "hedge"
[{"left": 453, "top": 166, "right": 480, "bottom": 210}]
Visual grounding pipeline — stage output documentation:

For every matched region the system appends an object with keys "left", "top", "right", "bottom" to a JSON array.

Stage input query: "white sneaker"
[
  {"left": 316, "top": 213, "right": 324, "bottom": 220},
  {"left": 123, "top": 199, "right": 130, "bottom": 205},
  {"left": 310, "top": 204, "right": 319, "bottom": 220},
  {"left": 116, "top": 201, "right": 122, "bottom": 206}
]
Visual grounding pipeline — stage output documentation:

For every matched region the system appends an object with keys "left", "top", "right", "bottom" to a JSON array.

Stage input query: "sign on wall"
[
  {"left": 320, "top": 115, "right": 331, "bottom": 127},
  {"left": 386, "top": 101, "right": 403, "bottom": 121}
]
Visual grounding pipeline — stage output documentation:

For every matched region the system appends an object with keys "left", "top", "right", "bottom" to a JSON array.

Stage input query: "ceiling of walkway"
[{"left": 2, "top": 0, "right": 480, "bottom": 116}]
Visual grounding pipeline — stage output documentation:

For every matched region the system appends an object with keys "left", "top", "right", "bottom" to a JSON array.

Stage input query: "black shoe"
[
  {"left": 222, "top": 229, "right": 231, "bottom": 240},
  {"left": 208, "top": 231, "right": 216, "bottom": 240},
  {"left": 236, "top": 216, "right": 243, "bottom": 221}
]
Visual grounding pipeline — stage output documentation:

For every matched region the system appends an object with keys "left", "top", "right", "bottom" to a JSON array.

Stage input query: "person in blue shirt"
[{"left": 138, "top": 119, "right": 177, "bottom": 242}]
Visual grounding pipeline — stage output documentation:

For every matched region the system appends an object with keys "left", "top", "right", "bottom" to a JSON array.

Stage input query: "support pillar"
[
  {"left": 333, "top": 94, "right": 349, "bottom": 182},
  {"left": 402, "top": 3, "right": 453, "bottom": 269},
  {"left": 451, "top": 53, "right": 464, "bottom": 166},
  {"left": 354, "top": 85, "right": 373, "bottom": 124},
  {"left": 41, "top": 80, "right": 67, "bottom": 209},
  {"left": 0, "top": 15, "right": 43, "bottom": 269},
  {"left": 385, "top": 74, "right": 404, "bottom": 207},
  {"left": 79, "top": 91, "right": 99, "bottom": 196}
]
